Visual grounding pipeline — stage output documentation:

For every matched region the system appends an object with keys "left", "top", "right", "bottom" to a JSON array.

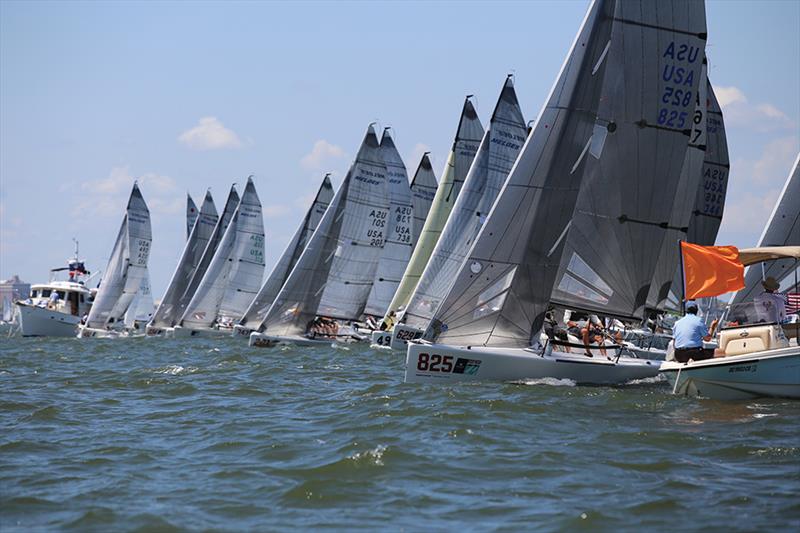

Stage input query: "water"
[{"left": 2, "top": 336, "right": 798, "bottom": 531}]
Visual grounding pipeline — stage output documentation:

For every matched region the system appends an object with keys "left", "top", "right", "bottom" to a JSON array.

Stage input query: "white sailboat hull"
[
  {"left": 390, "top": 324, "right": 424, "bottom": 351},
  {"left": 660, "top": 347, "right": 800, "bottom": 400},
  {"left": 249, "top": 331, "right": 357, "bottom": 348},
  {"left": 405, "top": 343, "right": 661, "bottom": 385},
  {"left": 370, "top": 330, "right": 392, "bottom": 349},
  {"left": 16, "top": 303, "right": 79, "bottom": 337}
]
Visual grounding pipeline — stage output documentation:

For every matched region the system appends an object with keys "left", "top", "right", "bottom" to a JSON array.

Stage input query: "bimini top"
[{"left": 738, "top": 246, "right": 800, "bottom": 266}]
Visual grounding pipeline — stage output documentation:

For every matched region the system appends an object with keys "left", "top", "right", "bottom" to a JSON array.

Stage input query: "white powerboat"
[
  {"left": 16, "top": 243, "right": 95, "bottom": 337},
  {"left": 661, "top": 246, "right": 800, "bottom": 399}
]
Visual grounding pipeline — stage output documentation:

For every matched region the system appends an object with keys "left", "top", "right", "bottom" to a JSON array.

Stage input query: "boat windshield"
[{"left": 723, "top": 301, "right": 783, "bottom": 328}]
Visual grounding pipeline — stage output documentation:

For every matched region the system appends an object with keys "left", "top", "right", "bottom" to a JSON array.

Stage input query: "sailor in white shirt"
[{"left": 754, "top": 276, "right": 787, "bottom": 324}]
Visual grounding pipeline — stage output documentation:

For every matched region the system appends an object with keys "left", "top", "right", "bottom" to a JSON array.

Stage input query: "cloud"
[
  {"left": 301, "top": 140, "right": 346, "bottom": 171},
  {"left": 713, "top": 86, "right": 794, "bottom": 132},
  {"left": 263, "top": 204, "right": 292, "bottom": 218},
  {"left": 178, "top": 117, "right": 243, "bottom": 150},
  {"left": 717, "top": 135, "right": 799, "bottom": 247},
  {"left": 714, "top": 86, "right": 747, "bottom": 108},
  {"left": 76, "top": 166, "right": 181, "bottom": 217}
]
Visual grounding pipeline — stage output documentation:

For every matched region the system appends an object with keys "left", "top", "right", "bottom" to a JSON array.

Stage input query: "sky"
[{"left": 1, "top": 0, "right": 798, "bottom": 296}]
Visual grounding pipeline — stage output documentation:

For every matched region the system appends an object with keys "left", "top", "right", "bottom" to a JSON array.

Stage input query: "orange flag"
[{"left": 680, "top": 242, "right": 745, "bottom": 300}]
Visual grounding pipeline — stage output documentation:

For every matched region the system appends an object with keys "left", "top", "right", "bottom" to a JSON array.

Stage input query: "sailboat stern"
[{"left": 370, "top": 329, "right": 392, "bottom": 349}]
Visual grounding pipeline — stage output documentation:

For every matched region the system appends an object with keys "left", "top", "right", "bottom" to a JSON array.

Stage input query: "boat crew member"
[
  {"left": 48, "top": 291, "right": 60, "bottom": 309},
  {"left": 380, "top": 311, "right": 396, "bottom": 331},
  {"left": 672, "top": 302, "right": 719, "bottom": 363},
  {"left": 754, "top": 276, "right": 787, "bottom": 324}
]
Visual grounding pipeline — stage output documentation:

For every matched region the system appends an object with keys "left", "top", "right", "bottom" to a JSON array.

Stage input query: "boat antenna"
[{"left": 72, "top": 238, "right": 79, "bottom": 260}]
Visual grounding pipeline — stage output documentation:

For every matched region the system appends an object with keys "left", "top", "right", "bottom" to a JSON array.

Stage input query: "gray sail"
[
  {"left": 186, "top": 194, "right": 198, "bottom": 240},
  {"left": 409, "top": 153, "right": 438, "bottom": 246},
  {"left": 646, "top": 61, "right": 709, "bottom": 310},
  {"left": 176, "top": 185, "right": 240, "bottom": 320},
  {"left": 402, "top": 76, "right": 527, "bottom": 331},
  {"left": 427, "top": 0, "right": 707, "bottom": 348},
  {"left": 665, "top": 79, "right": 730, "bottom": 307},
  {"left": 687, "top": 80, "right": 730, "bottom": 246},
  {"left": 732, "top": 153, "right": 800, "bottom": 304},
  {"left": 238, "top": 174, "right": 334, "bottom": 330},
  {"left": 363, "top": 129, "right": 414, "bottom": 317},
  {"left": 180, "top": 177, "right": 265, "bottom": 329},
  {"left": 86, "top": 183, "right": 152, "bottom": 328},
  {"left": 148, "top": 191, "right": 218, "bottom": 329},
  {"left": 258, "top": 125, "right": 389, "bottom": 336},
  {"left": 549, "top": 0, "right": 708, "bottom": 321}
]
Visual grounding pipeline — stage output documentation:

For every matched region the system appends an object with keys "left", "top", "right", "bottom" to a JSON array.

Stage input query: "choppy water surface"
[{"left": 1, "top": 336, "right": 798, "bottom": 531}]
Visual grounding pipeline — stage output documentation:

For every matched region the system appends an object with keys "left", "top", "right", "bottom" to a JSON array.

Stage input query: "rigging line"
[{"left": 617, "top": 215, "right": 689, "bottom": 232}]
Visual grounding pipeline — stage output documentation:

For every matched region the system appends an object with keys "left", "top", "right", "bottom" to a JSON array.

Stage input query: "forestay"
[
  {"left": 363, "top": 129, "right": 414, "bottom": 317},
  {"left": 148, "top": 191, "right": 218, "bottom": 329},
  {"left": 238, "top": 174, "right": 334, "bottom": 330},
  {"left": 549, "top": 0, "right": 707, "bottom": 322},
  {"left": 86, "top": 183, "right": 152, "bottom": 328},
  {"left": 403, "top": 77, "right": 527, "bottom": 332},
  {"left": 646, "top": 60, "right": 709, "bottom": 311},
  {"left": 257, "top": 125, "right": 389, "bottom": 337},
  {"left": 186, "top": 193, "right": 198, "bottom": 240},
  {"left": 382, "top": 97, "right": 483, "bottom": 321},
  {"left": 732, "top": 153, "right": 800, "bottom": 304},
  {"left": 180, "top": 177, "right": 265, "bottom": 329},
  {"left": 427, "top": 0, "right": 707, "bottom": 348}
]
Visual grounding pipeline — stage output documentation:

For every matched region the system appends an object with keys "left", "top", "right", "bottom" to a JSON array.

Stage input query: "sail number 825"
[{"left": 417, "top": 353, "right": 453, "bottom": 372}]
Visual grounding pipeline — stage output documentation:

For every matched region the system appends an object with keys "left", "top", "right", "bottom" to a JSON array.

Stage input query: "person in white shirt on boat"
[
  {"left": 754, "top": 276, "right": 787, "bottom": 324},
  {"left": 48, "top": 291, "right": 60, "bottom": 309}
]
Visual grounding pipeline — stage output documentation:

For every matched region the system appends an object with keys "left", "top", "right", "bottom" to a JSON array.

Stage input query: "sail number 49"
[{"left": 417, "top": 353, "right": 453, "bottom": 372}]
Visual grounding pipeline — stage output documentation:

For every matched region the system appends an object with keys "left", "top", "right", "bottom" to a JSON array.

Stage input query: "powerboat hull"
[
  {"left": 16, "top": 303, "right": 79, "bottom": 337},
  {"left": 660, "top": 347, "right": 800, "bottom": 400},
  {"left": 405, "top": 342, "right": 660, "bottom": 385}
]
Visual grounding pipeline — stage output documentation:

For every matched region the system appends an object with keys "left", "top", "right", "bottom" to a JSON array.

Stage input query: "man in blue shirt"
[{"left": 672, "top": 302, "right": 719, "bottom": 363}]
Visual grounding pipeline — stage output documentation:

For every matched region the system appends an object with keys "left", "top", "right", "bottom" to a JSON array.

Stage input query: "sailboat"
[
  {"left": 234, "top": 174, "right": 334, "bottom": 336},
  {"left": 390, "top": 76, "right": 527, "bottom": 349},
  {"left": 372, "top": 98, "right": 483, "bottom": 347},
  {"left": 249, "top": 125, "right": 389, "bottom": 347},
  {"left": 186, "top": 193, "right": 198, "bottom": 240},
  {"left": 362, "top": 128, "right": 415, "bottom": 320},
  {"left": 174, "top": 177, "right": 265, "bottom": 337},
  {"left": 78, "top": 182, "right": 152, "bottom": 337},
  {"left": 123, "top": 273, "right": 155, "bottom": 332},
  {"left": 731, "top": 154, "right": 800, "bottom": 304},
  {"left": 404, "top": 0, "right": 708, "bottom": 384},
  {"left": 146, "top": 190, "right": 219, "bottom": 335}
]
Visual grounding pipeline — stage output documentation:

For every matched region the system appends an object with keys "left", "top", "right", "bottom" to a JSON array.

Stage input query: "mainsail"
[
  {"left": 186, "top": 193, "right": 198, "bottom": 240},
  {"left": 548, "top": 0, "right": 707, "bottom": 322},
  {"left": 257, "top": 125, "right": 389, "bottom": 337},
  {"left": 381, "top": 98, "right": 483, "bottom": 320},
  {"left": 403, "top": 76, "right": 527, "bottom": 331},
  {"left": 86, "top": 182, "right": 152, "bottom": 328},
  {"left": 426, "top": 0, "right": 707, "bottom": 348},
  {"left": 409, "top": 153, "right": 438, "bottom": 246},
  {"left": 645, "top": 61, "right": 709, "bottom": 311},
  {"left": 148, "top": 190, "right": 218, "bottom": 329},
  {"left": 238, "top": 174, "right": 334, "bottom": 330},
  {"left": 363, "top": 128, "right": 414, "bottom": 317},
  {"left": 732, "top": 153, "right": 800, "bottom": 303},
  {"left": 179, "top": 177, "right": 265, "bottom": 330}
]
